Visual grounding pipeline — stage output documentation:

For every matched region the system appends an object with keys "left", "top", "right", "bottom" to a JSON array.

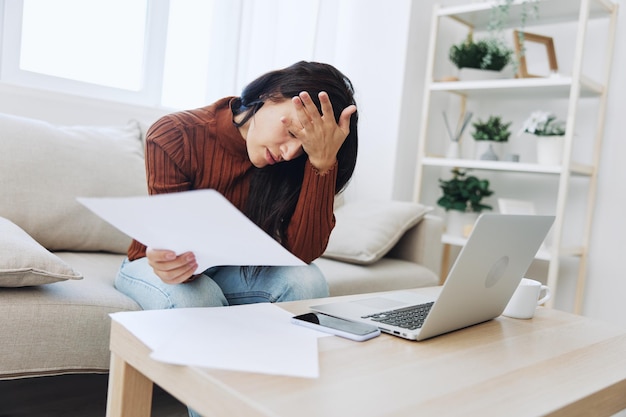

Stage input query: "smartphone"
[{"left": 291, "top": 312, "right": 381, "bottom": 342}]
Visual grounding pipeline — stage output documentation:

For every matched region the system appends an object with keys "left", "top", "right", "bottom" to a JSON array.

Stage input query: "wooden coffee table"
[{"left": 105, "top": 288, "right": 626, "bottom": 417}]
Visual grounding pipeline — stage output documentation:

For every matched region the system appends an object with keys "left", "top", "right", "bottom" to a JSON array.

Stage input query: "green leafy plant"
[
  {"left": 471, "top": 115, "right": 512, "bottom": 142},
  {"left": 437, "top": 169, "right": 494, "bottom": 213},
  {"left": 449, "top": 34, "right": 513, "bottom": 71}
]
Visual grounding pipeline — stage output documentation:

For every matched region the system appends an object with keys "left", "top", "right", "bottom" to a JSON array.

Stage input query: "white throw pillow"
[
  {"left": 322, "top": 201, "right": 431, "bottom": 265},
  {"left": 0, "top": 216, "right": 82, "bottom": 287},
  {"left": 0, "top": 112, "right": 147, "bottom": 253}
]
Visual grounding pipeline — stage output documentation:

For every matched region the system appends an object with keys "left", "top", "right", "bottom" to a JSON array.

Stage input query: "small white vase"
[
  {"left": 446, "top": 141, "right": 461, "bottom": 159},
  {"left": 536, "top": 136, "right": 564, "bottom": 166},
  {"left": 446, "top": 211, "right": 479, "bottom": 237}
]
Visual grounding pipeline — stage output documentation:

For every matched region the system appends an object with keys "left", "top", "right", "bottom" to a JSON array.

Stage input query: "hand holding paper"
[{"left": 78, "top": 189, "right": 305, "bottom": 273}]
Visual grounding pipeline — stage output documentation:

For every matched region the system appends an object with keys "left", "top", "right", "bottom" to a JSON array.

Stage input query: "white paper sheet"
[
  {"left": 110, "top": 304, "right": 327, "bottom": 378},
  {"left": 78, "top": 189, "right": 305, "bottom": 273}
]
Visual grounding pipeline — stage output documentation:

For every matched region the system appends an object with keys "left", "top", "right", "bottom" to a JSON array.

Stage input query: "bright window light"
[
  {"left": 20, "top": 0, "right": 147, "bottom": 91},
  {"left": 161, "top": 0, "right": 214, "bottom": 109}
]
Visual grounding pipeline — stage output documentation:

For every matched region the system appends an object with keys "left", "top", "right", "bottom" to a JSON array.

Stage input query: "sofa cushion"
[
  {"left": 314, "top": 257, "right": 439, "bottom": 296},
  {"left": 0, "top": 252, "right": 139, "bottom": 378},
  {"left": 322, "top": 201, "right": 431, "bottom": 265},
  {"left": 0, "top": 112, "right": 147, "bottom": 253},
  {"left": 0, "top": 217, "right": 82, "bottom": 287}
]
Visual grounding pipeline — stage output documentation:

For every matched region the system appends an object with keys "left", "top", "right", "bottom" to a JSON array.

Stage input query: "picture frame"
[{"left": 513, "top": 30, "right": 558, "bottom": 78}]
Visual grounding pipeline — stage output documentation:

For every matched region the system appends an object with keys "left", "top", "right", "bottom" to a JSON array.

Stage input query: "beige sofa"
[{"left": 0, "top": 111, "right": 442, "bottom": 380}]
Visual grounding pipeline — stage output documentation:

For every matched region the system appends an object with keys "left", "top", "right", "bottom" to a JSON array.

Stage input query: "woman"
[{"left": 115, "top": 61, "right": 358, "bottom": 310}]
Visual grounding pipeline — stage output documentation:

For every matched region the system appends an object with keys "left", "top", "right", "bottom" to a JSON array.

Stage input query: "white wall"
[
  {"left": 582, "top": 0, "right": 626, "bottom": 327},
  {"left": 320, "top": 0, "right": 412, "bottom": 202},
  {"left": 0, "top": 83, "right": 168, "bottom": 125},
  {"left": 1, "top": 0, "right": 624, "bottom": 329}
]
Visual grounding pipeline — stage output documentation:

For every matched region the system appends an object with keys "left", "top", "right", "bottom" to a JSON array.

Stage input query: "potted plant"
[
  {"left": 449, "top": 34, "right": 513, "bottom": 80},
  {"left": 520, "top": 111, "right": 566, "bottom": 165},
  {"left": 437, "top": 168, "right": 494, "bottom": 236},
  {"left": 471, "top": 115, "right": 512, "bottom": 160}
]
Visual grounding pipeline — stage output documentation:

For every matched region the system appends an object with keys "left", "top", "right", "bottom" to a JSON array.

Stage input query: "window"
[
  {"left": 161, "top": 0, "right": 216, "bottom": 109},
  {"left": 0, "top": 0, "right": 323, "bottom": 109},
  {"left": 0, "top": 0, "right": 219, "bottom": 108},
  {"left": 19, "top": 0, "right": 147, "bottom": 91}
]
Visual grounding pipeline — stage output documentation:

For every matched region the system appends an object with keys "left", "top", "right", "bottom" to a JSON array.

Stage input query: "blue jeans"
[
  {"left": 115, "top": 258, "right": 329, "bottom": 417},
  {"left": 115, "top": 257, "right": 329, "bottom": 309}
]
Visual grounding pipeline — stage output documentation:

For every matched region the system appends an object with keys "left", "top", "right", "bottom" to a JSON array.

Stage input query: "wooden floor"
[{"left": 0, "top": 373, "right": 188, "bottom": 417}]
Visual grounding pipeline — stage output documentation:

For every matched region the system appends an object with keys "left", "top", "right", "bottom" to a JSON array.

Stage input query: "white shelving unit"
[{"left": 413, "top": 0, "right": 618, "bottom": 313}]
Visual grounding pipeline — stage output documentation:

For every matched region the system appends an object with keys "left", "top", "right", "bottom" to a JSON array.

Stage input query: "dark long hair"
[{"left": 232, "top": 61, "right": 358, "bottom": 247}]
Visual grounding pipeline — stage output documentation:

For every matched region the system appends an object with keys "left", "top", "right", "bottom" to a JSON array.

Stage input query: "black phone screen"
[{"left": 293, "top": 312, "right": 378, "bottom": 336}]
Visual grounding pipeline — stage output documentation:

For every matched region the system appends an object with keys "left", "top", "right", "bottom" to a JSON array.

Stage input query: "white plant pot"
[
  {"left": 446, "top": 211, "right": 479, "bottom": 238},
  {"left": 474, "top": 141, "right": 503, "bottom": 160},
  {"left": 536, "top": 136, "right": 564, "bottom": 166},
  {"left": 458, "top": 67, "right": 507, "bottom": 81}
]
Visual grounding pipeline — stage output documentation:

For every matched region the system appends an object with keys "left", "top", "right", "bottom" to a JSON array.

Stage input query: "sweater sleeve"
[
  {"left": 127, "top": 116, "right": 193, "bottom": 260},
  {"left": 144, "top": 116, "right": 194, "bottom": 195},
  {"left": 284, "top": 160, "right": 338, "bottom": 263}
]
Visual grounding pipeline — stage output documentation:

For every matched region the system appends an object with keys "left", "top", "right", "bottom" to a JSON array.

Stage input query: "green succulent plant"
[
  {"left": 449, "top": 34, "right": 513, "bottom": 71},
  {"left": 471, "top": 115, "right": 512, "bottom": 142},
  {"left": 437, "top": 169, "right": 494, "bottom": 213}
]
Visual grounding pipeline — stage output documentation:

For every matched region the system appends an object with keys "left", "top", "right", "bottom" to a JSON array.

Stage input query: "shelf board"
[
  {"left": 442, "top": 233, "right": 470, "bottom": 247},
  {"left": 438, "top": 0, "right": 616, "bottom": 31},
  {"left": 430, "top": 76, "right": 603, "bottom": 99},
  {"left": 422, "top": 157, "right": 593, "bottom": 176},
  {"left": 442, "top": 234, "right": 583, "bottom": 260}
]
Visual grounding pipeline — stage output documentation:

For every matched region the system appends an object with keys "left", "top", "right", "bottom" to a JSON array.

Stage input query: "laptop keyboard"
[{"left": 361, "top": 302, "right": 434, "bottom": 330}]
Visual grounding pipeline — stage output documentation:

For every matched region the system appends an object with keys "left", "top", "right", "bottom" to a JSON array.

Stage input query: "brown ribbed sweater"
[{"left": 127, "top": 97, "right": 337, "bottom": 264}]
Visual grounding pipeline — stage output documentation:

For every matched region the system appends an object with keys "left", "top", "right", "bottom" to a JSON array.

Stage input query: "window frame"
[{"left": 0, "top": 0, "right": 170, "bottom": 106}]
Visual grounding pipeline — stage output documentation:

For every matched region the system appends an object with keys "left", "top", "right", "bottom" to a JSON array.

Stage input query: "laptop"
[{"left": 311, "top": 214, "right": 555, "bottom": 341}]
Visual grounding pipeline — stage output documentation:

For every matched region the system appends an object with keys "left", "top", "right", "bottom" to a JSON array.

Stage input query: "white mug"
[{"left": 503, "top": 278, "right": 552, "bottom": 319}]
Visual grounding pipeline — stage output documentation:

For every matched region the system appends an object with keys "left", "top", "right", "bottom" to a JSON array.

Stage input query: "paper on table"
[
  {"left": 110, "top": 303, "right": 327, "bottom": 378},
  {"left": 78, "top": 189, "right": 305, "bottom": 273}
]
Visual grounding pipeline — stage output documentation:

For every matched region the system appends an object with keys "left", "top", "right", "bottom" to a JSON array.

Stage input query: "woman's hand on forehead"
[{"left": 291, "top": 91, "right": 356, "bottom": 173}]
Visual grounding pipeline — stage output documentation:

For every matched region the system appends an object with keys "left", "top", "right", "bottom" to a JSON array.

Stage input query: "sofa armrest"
[{"left": 385, "top": 214, "right": 443, "bottom": 278}]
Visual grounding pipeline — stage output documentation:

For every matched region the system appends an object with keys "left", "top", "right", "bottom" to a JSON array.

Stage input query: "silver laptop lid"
[{"left": 417, "top": 213, "right": 555, "bottom": 340}]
